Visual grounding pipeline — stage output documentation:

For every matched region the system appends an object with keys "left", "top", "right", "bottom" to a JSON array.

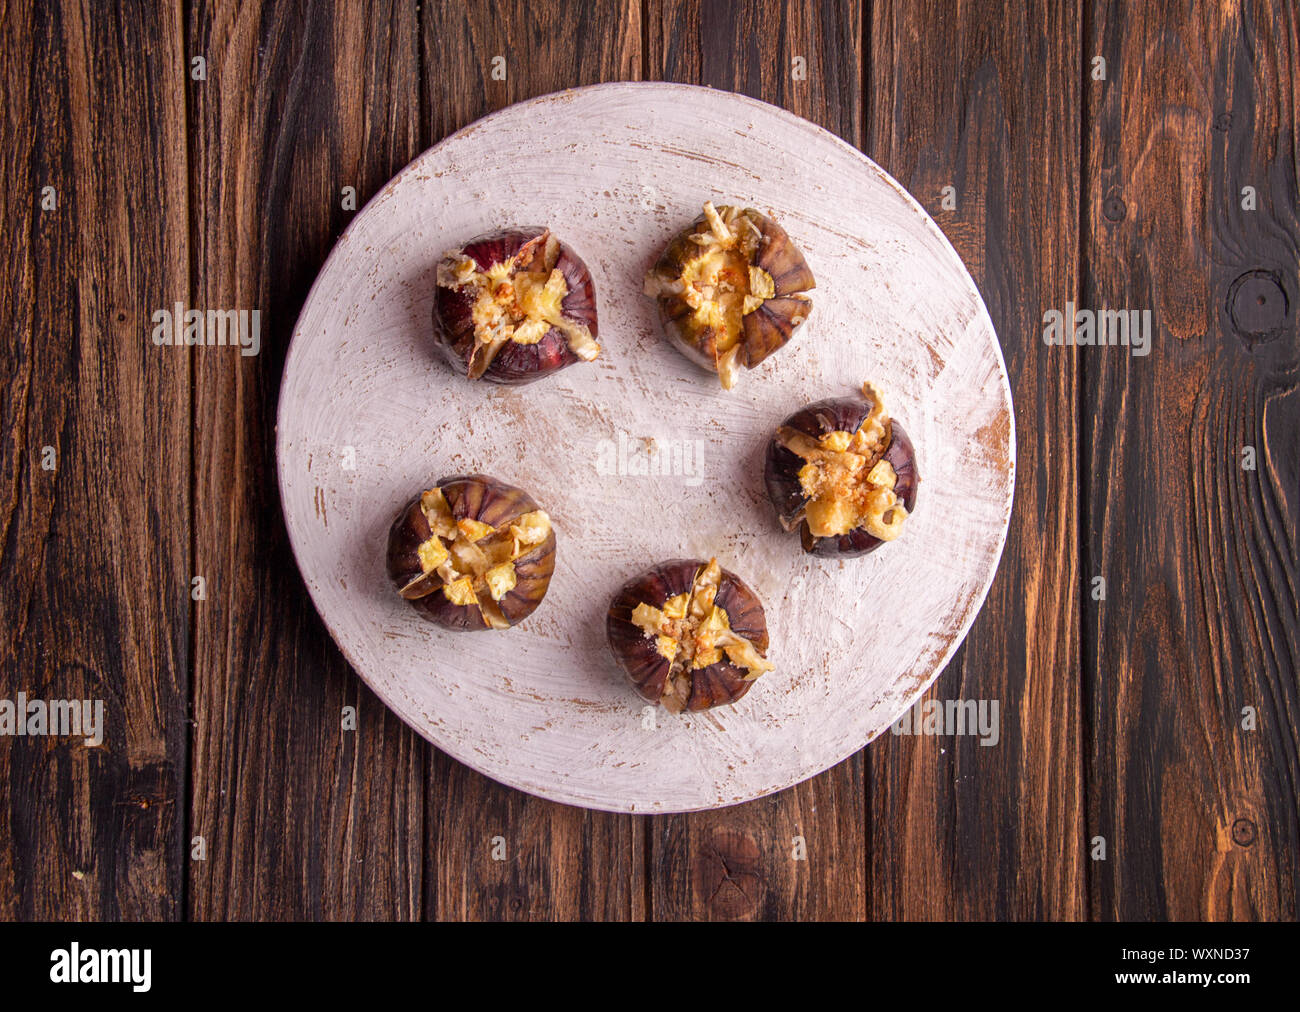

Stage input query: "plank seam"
[
  {"left": 180, "top": 0, "right": 197, "bottom": 925},
  {"left": 1077, "top": 0, "right": 1095, "bottom": 924}
]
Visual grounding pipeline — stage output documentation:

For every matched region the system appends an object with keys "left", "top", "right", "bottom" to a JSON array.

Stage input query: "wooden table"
[{"left": 2, "top": 0, "right": 1296, "bottom": 921}]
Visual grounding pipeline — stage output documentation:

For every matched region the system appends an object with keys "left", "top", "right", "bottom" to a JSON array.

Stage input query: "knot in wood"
[
  {"left": 1227, "top": 270, "right": 1289, "bottom": 346},
  {"left": 693, "top": 827, "right": 765, "bottom": 919}
]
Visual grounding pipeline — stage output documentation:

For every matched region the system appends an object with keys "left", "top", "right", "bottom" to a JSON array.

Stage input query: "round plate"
[{"left": 277, "top": 82, "right": 1015, "bottom": 813}]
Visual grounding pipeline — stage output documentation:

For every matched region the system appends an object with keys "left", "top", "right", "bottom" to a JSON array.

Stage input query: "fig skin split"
[
  {"left": 607, "top": 558, "right": 771, "bottom": 712},
  {"left": 644, "top": 202, "right": 814, "bottom": 389},
  {"left": 764, "top": 386, "right": 919, "bottom": 558},
  {"left": 387, "top": 474, "right": 556, "bottom": 631},
  {"left": 434, "top": 227, "right": 599, "bottom": 385}
]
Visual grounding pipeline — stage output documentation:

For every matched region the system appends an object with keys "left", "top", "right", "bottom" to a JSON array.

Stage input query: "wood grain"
[
  {"left": 424, "top": 0, "right": 642, "bottom": 140},
  {"left": 645, "top": 0, "right": 868, "bottom": 921},
  {"left": 867, "top": 0, "right": 1085, "bottom": 919},
  {"left": 421, "top": 0, "right": 645, "bottom": 920},
  {"left": 0, "top": 0, "right": 190, "bottom": 919},
  {"left": 185, "top": 0, "right": 426, "bottom": 919},
  {"left": 2, "top": 0, "right": 1295, "bottom": 924},
  {"left": 1082, "top": 0, "right": 1299, "bottom": 920}
]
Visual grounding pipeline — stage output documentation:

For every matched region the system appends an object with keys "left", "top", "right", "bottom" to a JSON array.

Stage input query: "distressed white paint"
[{"left": 276, "top": 83, "right": 1015, "bottom": 812}]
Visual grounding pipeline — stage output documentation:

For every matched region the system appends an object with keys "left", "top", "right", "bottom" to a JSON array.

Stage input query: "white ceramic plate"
[{"left": 276, "top": 82, "right": 1015, "bottom": 813}]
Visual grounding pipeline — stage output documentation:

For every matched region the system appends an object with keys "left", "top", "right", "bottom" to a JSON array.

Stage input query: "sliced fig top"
[
  {"left": 606, "top": 557, "right": 773, "bottom": 713},
  {"left": 434, "top": 228, "right": 600, "bottom": 385},
  {"left": 764, "top": 382, "right": 919, "bottom": 558},
  {"left": 387, "top": 474, "right": 556, "bottom": 631},
  {"left": 644, "top": 202, "right": 814, "bottom": 390}
]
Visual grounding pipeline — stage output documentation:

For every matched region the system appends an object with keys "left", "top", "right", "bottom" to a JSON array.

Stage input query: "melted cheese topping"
[
  {"left": 779, "top": 384, "right": 909, "bottom": 541},
  {"left": 629, "top": 559, "right": 773, "bottom": 684},
  {"left": 649, "top": 203, "right": 776, "bottom": 387},
  {"left": 397, "top": 486, "right": 551, "bottom": 627},
  {"left": 439, "top": 239, "right": 599, "bottom": 376},
  {"left": 678, "top": 248, "right": 752, "bottom": 353}
]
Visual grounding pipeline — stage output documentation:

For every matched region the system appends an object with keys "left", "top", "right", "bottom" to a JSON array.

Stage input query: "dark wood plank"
[
  {"left": 424, "top": 0, "right": 643, "bottom": 138},
  {"left": 646, "top": 0, "right": 862, "bottom": 138},
  {"left": 185, "top": 0, "right": 426, "bottom": 919},
  {"left": 645, "top": 0, "right": 868, "bottom": 921},
  {"left": 421, "top": 0, "right": 645, "bottom": 921},
  {"left": 867, "top": 0, "right": 1086, "bottom": 919},
  {"left": 427, "top": 764, "right": 644, "bottom": 920},
  {"left": 0, "top": 0, "right": 190, "bottom": 919},
  {"left": 1082, "top": 0, "right": 1299, "bottom": 920}
]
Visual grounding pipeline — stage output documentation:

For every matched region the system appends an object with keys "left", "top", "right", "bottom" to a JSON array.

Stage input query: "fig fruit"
[
  {"left": 764, "top": 382, "right": 918, "bottom": 557},
  {"left": 607, "top": 557, "right": 773, "bottom": 713},
  {"left": 434, "top": 227, "right": 600, "bottom": 384},
  {"left": 644, "top": 201, "right": 814, "bottom": 389},
  {"left": 387, "top": 475, "right": 555, "bottom": 630}
]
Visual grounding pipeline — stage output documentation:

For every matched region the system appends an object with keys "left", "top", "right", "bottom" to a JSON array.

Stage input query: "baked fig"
[
  {"left": 434, "top": 227, "right": 600, "bottom": 384},
  {"left": 606, "top": 557, "right": 773, "bottom": 713},
  {"left": 387, "top": 474, "right": 555, "bottom": 630},
  {"left": 764, "top": 381, "right": 918, "bottom": 557},
  {"left": 644, "top": 201, "right": 814, "bottom": 389}
]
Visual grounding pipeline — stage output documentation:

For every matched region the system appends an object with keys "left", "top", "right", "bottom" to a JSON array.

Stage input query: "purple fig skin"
[
  {"left": 433, "top": 228, "right": 598, "bottom": 385},
  {"left": 606, "top": 559, "right": 770, "bottom": 712},
  {"left": 386, "top": 474, "right": 556, "bottom": 632},
  {"left": 387, "top": 497, "right": 443, "bottom": 601},
  {"left": 764, "top": 392, "right": 919, "bottom": 559}
]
